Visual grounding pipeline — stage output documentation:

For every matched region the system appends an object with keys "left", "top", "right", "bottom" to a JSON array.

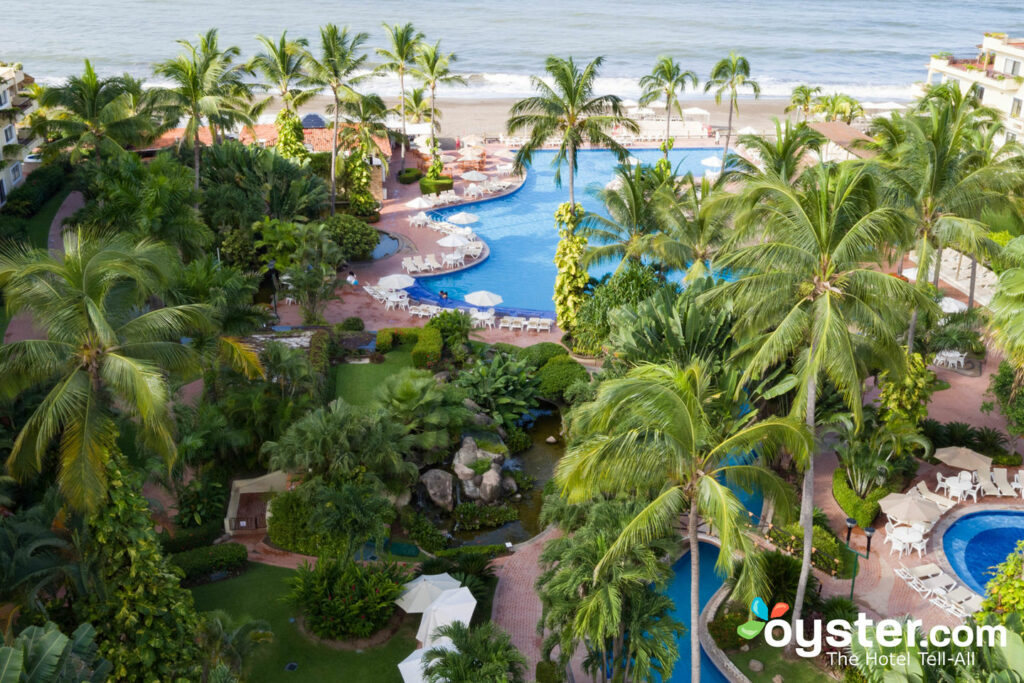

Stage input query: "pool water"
[
  {"left": 943, "top": 510, "right": 1024, "bottom": 594},
  {"left": 420, "top": 148, "right": 722, "bottom": 313}
]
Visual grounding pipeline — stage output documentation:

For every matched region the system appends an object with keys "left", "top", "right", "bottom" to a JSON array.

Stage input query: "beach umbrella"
[
  {"left": 940, "top": 297, "right": 968, "bottom": 314},
  {"left": 460, "top": 170, "right": 488, "bottom": 182},
  {"left": 447, "top": 211, "right": 479, "bottom": 225},
  {"left": 461, "top": 134, "right": 483, "bottom": 147},
  {"left": 465, "top": 290, "right": 503, "bottom": 307},
  {"left": 378, "top": 274, "right": 416, "bottom": 290},
  {"left": 437, "top": 234, "right": 469, "bottom": 249},
  {"left": 416, "top": 587, "right": 476, "bottom": 647},
  {"left": 902, "top": 267, "right": 918, "bottom": 282},
  {"left": 737, "top": 126, "right": 757, "bottom": 135},
  {"left": 701, "top": 156, "right": 722, "bottom": 167},
  {"left": 397, "top": 637, "right": 457, "bottom": 683},
  {"left": 620, "top": 99, "right": 639, "bottom": 108},
  {"left": 934, "top": 447, "right": 992, "bottom": 471},
  {"left": 395, "top": 573, "right": 462, "bottom": 614},
  {"left": 439, "top": 154, "right": 456, "bottom": 163},
  {"left": 406, "top": 196, "right": 434, "bottom": 209},
  {"left": 879, "top": 493, "right": 942, "bottom": 524}
]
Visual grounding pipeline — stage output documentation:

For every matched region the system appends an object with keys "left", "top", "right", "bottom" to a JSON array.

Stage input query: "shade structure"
[
  {"left": 737, "top": 126, "right": 758, "bottom": 135},
  {"left": 397, "top": 637, "right": 456, "bottom": 683},
  {"left": 439, "top": 154, "right": 456, "bottom": 163},
  {"left": 406, "top": 196, "right": 435, "bottom": 209},
  {"left": 447, "top": 211, "right": 479, "bottom": 225},
  {"left": 395, "top": 573, "right": 462, "bottom": 614},
  {"left": 378, "top": 274, "right": 416, "bottom": 290},
  {"left": 879, "top": 493, "right": 942, "bottom": 523},
  {"left": 701, "top": 156, "right": 722, "bottom": 167},
  {"left": 681, "top": 106, "right": 710, "bottom": 119},
  {"left": 416, "top": 587, "right": 476, "bottom": 647},
  {"left": 461, "top": 134, "right": 483, "bottom": 147},
  {"left": 465, "top": 290, "right": 503, "bottom": 307},
  {"left": 940, "top": 297, "right": 968, "bottom": 314},
  {"left": 934, "top": 446, "right": 992, "bottom": 471},
  {"left": 460, "top": 170, "right": 488, "bottom": 182},
  {"left": 620, "top": 98, "right": 639, "bottom": 108},
  {"left": 437, "top": 234, "right": 470, "bottom": 249}
]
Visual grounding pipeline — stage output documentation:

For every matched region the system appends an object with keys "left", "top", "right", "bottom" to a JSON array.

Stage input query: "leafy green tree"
[
  {"left": 373, "top": 368, "right": 470, "bottom": 464},
  {"left": 832, "top": 411, "right": 931, "bottom": 497},
  {"left": 571, "top": 262, "right": 661, "bottom": 355},
  {"left": 508, "top": 56, "right": 636, "bottom": 206},
  {"left": 196, "top": 610, "right": 273, "bottom": 683},
  {"left": 423, "top": 621, "right": 527, "bottom": 683},
  {"left": 877, "top": 352, "right": 936, "bottom": 426},
  {"left": 785, "top": 84, "right": 821, "bottom": 122},
  {"left": 411, "top": 41, "right": 466, "bottom": 154},
  {"left": 0, "top": 233, "right": 207, "bottom": 511},
  {"left": 989, "top": 237, "right": 1024, "bottom": 374},
  {"left": 654, "top": 172, "right": 731, "bottom": 282},
  {"left": 704, "top": 51, "right": 761, "bottom": 174},
  {"left": 335, "top": 93, "right": 391, "bottom": 217},
  {"left": 273, "top": 108, "right": 308, "bottom": 161},
  {"left": 309, "top": 480, "right": 395, "bottom": 563},
  {"left": 397, "top": 86, "right": 436, "bottom": 125},
  {"left": 0, "top": 621, "right": 112, "bottom": 682},
  {"left": 455, "top": 353, "right": 539, "bottom": 430},
  {"left": 639, "top": 56, "right": 698, "bottom": 159},
  {"left": 812, "top": 92, "right": 864, "bottom": 123},
  {"left": 552, "top": 202, "right": 588, "bottom": 332},
  {"left": 248, "top": 31, "right": 312, "bottom": 114},
  {"left": 376, "top": 22, "right": 424, "bottom": 170},
  {"left": 579, "top": 164, "right": 665, "bottom": 272},
  {"left": 557, "top": 362, "right": 807, "bottom": 682}
]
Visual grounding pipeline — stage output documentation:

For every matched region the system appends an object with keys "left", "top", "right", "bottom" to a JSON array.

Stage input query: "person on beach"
[{"left": 346, "top": 271, "right": 358, "bottom": 286}]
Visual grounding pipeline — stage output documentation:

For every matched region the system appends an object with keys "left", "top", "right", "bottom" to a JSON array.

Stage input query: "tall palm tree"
[
  {"left": 707, "top": 162, "right": 927, "bottom": 645},
  {"left": 728, "top": 118, "right": 824, "bottom": 184},
  {"left": 557, "top": 362, "right": 808, "bottom": 683},
  {"left": 704, "top": 52, "right": 761, "bottom": 174},
  {"left": 37, "top": 60, "right": 151, "bottom": 161},
  {"left": 302, "top": 24, "right": 369, "bottom": 214},
  {"left": 411, "top": 41, "right": 466, "bottom": 153},
  {"left": 989, "top": 237, "right": 1024, "bottom": 373},
  {"left": 376, "top": 22, "right": 423, "bottom": 171},
  {"left": 423, "top": 621, "right": 526, "bottom": 683},
  {"left": 248, "top": 31, "right": 312, "bottom": 114},
  {"left": 508, "top": 56, "right": 638, "bottom": 207},
  {"left": 0, "top": 233, "right": 209, "bottom": 511},
  {"left": 785, "top": 85, "right": 821, "bottom": 122},
  {"left": 654, "top": 172, "right": 730, "bottom": 281},
  {"left": 396, "top": 86, "right": 436, "bottom": 125},
  {"left": 155, "top": 29, "right": 253, "bottom": 189},
  {"left": 639, "top": 56, "right": 698, "bottom": 158},
  {"left": 813, "top": 93, "right": 864, "bottom": 124},
  {"left": 578, "top": 164, "right": 665, "bottom": 271}
]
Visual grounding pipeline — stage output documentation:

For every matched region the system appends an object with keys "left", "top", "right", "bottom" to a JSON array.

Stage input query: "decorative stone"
[
  {"left": 739, "top": 644, "right": 749, "bottom": 653},
  {"left": 453, "top": 462, "right": 475, "bottom": 481},
  {"left": 545, "top": 435, "right": 557, "bottom": 444},
  {"left": 420, "top": 469, "right": 454, "bottom": 511},
  {"left": 772, "top": 675, "right": 783, "bottom": 683},
  {"left": 479, "top": 469, "right": 502, "bottom": 504},
  {"left": 433, "top": 371, "right": 451, "bottom": 383},
  {"left": 749, "top": 660, "right": 764, "bottom": 674},
  {"left": 501, "top": 474, "right": 518, "bottom": 494},
  {"left": 462, "top": 478, "right": 481, "bottom": 500}
]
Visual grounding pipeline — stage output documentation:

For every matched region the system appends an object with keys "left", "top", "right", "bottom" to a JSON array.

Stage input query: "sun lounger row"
[
  {"left": 464, "top": 180, "right": 512, "bottom": 198},
  {"left": 409, "top": 304, "right": 445, "bottom": 319},
  {"left": 894, "top": 564, "right": 983, "bottom": 619},
  {"left": 935, "top": 467, "right": 1021, "bottom": 502},
  {"left": 497, "top": 317, "right": 553, "bottom": 332},
  {"left": 402, "top": 255, "right": 445, "bottom": 273}
]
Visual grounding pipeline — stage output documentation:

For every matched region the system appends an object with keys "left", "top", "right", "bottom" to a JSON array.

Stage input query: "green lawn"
[
  {"left": 332, "top": 349, "right": 414, "bottom": 404},
  {"left": 190, "top": 563, "right": 415, "bottom": 683},
  {"left": 729, "top": 642, "right": 832, "bottom": 682},
  {"left": 26, "top": 186, "right": 72, "bottom": 248}
]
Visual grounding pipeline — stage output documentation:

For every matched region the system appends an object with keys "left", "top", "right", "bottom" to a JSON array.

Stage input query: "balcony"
[{"left": 929, "top": 56, "right": 1023, "bottom": 92}]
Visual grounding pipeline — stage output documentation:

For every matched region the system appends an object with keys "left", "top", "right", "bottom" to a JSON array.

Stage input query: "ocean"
[{"left": 4, "top": 1, "right": 1023, "bottom": 100}]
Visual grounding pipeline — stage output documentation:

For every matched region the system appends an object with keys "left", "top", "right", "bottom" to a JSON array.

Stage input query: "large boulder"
[
  {"left": 453, "top": 462, "right": 475, "bottom": 481},
  {"left": 479, "top": 468, "right": 503, "bottom": 504},
  {"left": 501, "top": 474, "right": 518, "bottom": 495},
  {"left": 462, "top": 477, "right": 481, "bottom": 500},
  {"left": 420, "top": 469, "right": 454, "bottom": 511}
]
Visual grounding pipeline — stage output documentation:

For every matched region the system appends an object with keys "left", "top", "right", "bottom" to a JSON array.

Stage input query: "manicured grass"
[
  {"left": 26, "top": 186, "right": 72, "bottom": 248},
  {"left": 332, "top": 349, "right": 414, "bottom": 404},
  {"left": 729, "top": 642, "right": 832, "bottom": 682},
  {"left": 190, "top": 563, "right": 415, "bottom": 683}
]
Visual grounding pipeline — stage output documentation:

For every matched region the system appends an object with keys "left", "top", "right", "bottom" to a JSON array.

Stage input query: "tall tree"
[
  {"left": 708, "top": 162, "right": 926, "bottom": 646},
  {"left": 653, "top": 173, "right": 730, "bottom": 281},
  {"left": 396, "top": 86, "right": 436, "bottom": 125},
  {"left": 508, "top": 56, "right": 637, "bottom": 207},
  {"left": 578, "top": 164, "right": 666, "bottom": 272},
  {"left": 704, "top": 51, "right": 761, "bottom": 174},
  {"left": 0, "top": 233, "right": 207, "bottom": 511},
  {"left": 376, "top": 22, "right": 424, "bottom": 170},
  {"left": 248, "top": 31, "right": 312, "bottom": 114},
  {"left": 411, "top": 40, "right": 466, "bottom": 153},
  {"left": 639, "top": 56, "right": 698, "bottom": 158},
  {"left": 785, "top": 84, "right": 821, "bottom": 122},
  {"left": 728, "top": 118, "right": 824, "bottom": 185},
  {"left": 302, "top": 24, "right": 369, "bottom": 214},
  {"left": 423, "top": 621, "right": 527, "bottom": 683}
]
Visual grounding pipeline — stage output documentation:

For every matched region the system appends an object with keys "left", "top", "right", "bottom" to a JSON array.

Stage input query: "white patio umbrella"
[
  {"left": 397, "top": 637, "right": 456, "bottom": 683},
  {"left": 901, "top": 267, "right": 918, "bottom": 282},
  {"left": 737, "top": 126, "right": 758, "bottom": 135},
  {"left": 437, "top": 234, "right": 469, "bottom": 249},
  {"left": 620, "top": 99, "right": 639, "bottom": 108},
  {"left": 395, "top": 573, "right": 462, "bottom": 613},
  {"left": 465, "top": 290, "right": 503, "bottom": 307},
  {"left": 406, "top": 196, "right": 434, "bottom": 209},
  {"left": 416, "top": 587, "right": 476, "bottom": 647},
  {"left": 934, "top": 446, "right": 992, "bottom": 471},
  {"left": 879, "top": 493, "right": 942, "bottom": 524},
  {"left": 378, "top": 273, "right": 416, "bottom": 290},
  {"left": 940, "top": 297, "right": 968, "bottom": 314},
  {"left": 460, "top": 170, "right": 488, "bottom": 182},
  {"left": 439, "top": 154, "right": 456, "bottom": 163},
  {"left": 701, "top": 156, "right": 722, "bottom": 167},
  {"left": 461, "top": 134, "right": 483, "bottom": 147},
  {"left": 447, "top": 211, "right": 479, "bottom": 225}
]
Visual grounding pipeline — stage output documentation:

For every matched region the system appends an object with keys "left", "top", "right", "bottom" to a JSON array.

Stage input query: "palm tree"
[
  {"left": 558, "top": 362, "right": 808, "bottom": 682},
  {"left": 989, "top": 237, "right": 1024, "bottom": 373},
  {"left": 373, "top": 368, "right": 470, "bottom": 463},
  {"left": 397, "top": 86, "right": 436, "bottom": 125},
  {"left": 704, "top": 52, "right": 761, "bottom": 174},
  {"left": 0, "top": 233, "right": 209, "bottom": 511},
  {"left": 376, "top": 22, "right": 423, "bottom": 171},
  {"left": 707, "top": 162, "right": 927, "bottom": 646},
  {"left": 786, "top": 85, "right": 821, "bottom": 122},
  {"left": 578, "top": 164, "right": 665, "bottom": 271},
  {"left": 37, "top": 60, "right": 151, "bottom": 161},
  {"left": 411, "top": 40, "right": 466, "bottom": 153},
  {"left": 654, "top": 172, "right": 730, "bottom": 281},
  {"left": 813, "top": 93, "right": 864, "bottom": 124},
  {"left": 196, "top": 610, "right": 272, "bottom": 681},
  {"left": 248, "top": 31, "right": 312, "bottom": 114},
  {"left": 639, "top": 56, "right": 698, "bottom": 158},
  {"left": 155, "top": 29, "right": 253, "bottom": 189},
  {"left": 728, "top": 118, "right": 824, "bottom": 185},
  {"left": 302, "top": 24, "right": 369, "bottom": 214},
  {"left": 508, "top": 56, "right": 638, "bottom": 207},
  {"left": 423, "top": 621, "right": 526, "bottom": 683}
]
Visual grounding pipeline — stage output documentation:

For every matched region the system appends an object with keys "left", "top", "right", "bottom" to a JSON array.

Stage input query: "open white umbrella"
[
  {"left": 465, "top": 290, "right": 503, "bottom": 307},
  {"left": 416, "top": 587, "right": 476, "bottom": 647},
  {"left": 406, "top": 196, "right": 434, "bottom": 209},
  {"left": 940, "top": 297, "right": 968, "bottom": 314},
  {"left": 737, "top": 126, "right": 757, "bottom": 135},
  {"left": 681, "top": 106, "right": 710, "bottom": 118},
  {"left": 934, "top": 446, "right": 992, "bottom": 471},
  {"left": 437, "top": 234, "right": 469, "bottom": 249},
  {"left": 395, "top": 573, "right": 462, "bottom": 614},
  {"left": 460, "top": 170, "right": 487, "bottom": 182},
  {"left": 701, "top": 156, "right": 722, "bottom": 167},
  {"left": 378, "top": 274, "right": 416, "bottom": 291},
  {"left": 461, "top": 134, "right": 483, "bottom": 147},
  {"left": 879, "top": 493, "right": 942, "bottom": 524},
  {"left": 398, "top": 637, "right": 456, "bottom": 683},
  {"left": 447, "top": 211, "right": 479, "bottom": 225},
  {"left": 439, "top": 154, "right": 456, "bottom": 163}
]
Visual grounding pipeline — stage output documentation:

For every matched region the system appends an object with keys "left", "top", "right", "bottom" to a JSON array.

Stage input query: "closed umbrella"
[
  {"left": 406, "top": 196, "right": 434, "bottom": 209},
  {"left": 460, "top": 170, "right": 487, "bottom": 182},
  {"left": 879, "top": 493, "right": 942, "bottom": 523},
  {"left": 395, "top": 573, "right": 462, "bottom": 614},
  {"left": 447, "top": 211, "right": 479, "bottom": 225},
  {"left": 940, "top": 297, "right": 968, "bottom": 314},
  {"left": 701, "top": 156, "right": 722, "bottom": 167},
  {"left": 378, "top": 274, "right": 416, "bottom": 290},
  {"left": 934, "top": 447, "right": 992, "bottom": 471},
  {"left": 397, "top": 637, "right": 456, "bottom": 683},
  {"left": 465, "top": 290, "right": 503, "bottom": 307}
]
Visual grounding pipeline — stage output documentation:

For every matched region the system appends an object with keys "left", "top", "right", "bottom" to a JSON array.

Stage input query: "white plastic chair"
[{"left": 936, "top": 472, "right": 949, "bottom": 494}]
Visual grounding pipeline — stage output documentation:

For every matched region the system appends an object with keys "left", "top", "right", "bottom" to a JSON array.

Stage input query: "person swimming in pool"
[{"left": 439, "top": 291, "right": 448, "bottom": 300}]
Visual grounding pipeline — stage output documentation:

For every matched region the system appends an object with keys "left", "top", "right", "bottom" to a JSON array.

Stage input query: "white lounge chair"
[
  {"left": 993, "top": 468, "right": 1017, "bottom": 497},
  {"left": 976, "top": 467, "right": 1000, "bottom": 497},
  {"left": 424, "top": 254, "right": 443, "bottom": 271},
  {"left": 913, "top": 482, "right": 956, "bottom": 511},
  {"left": 411, "top": 255, "right": 429, "bottom": 272}
]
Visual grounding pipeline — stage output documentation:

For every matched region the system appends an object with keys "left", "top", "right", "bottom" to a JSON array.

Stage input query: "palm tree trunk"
[
  {"left": 968, "top": 257, "right": 978, "bottom": 309},
  {"left": 665, "top": 95, "right": 672, "bottom": 158},
  {"left": 932, "top": 247, "right": 943, "bottom": 288},
  {"left": 430, "top": 83, "right": 437, "bottom": 153},
  {"left": 568, "top": 146, "right": 575, "bottom": 208},
  {"left": 689, "top": 510, "right": 701, "bottom": 683},
  {"left": 907, "top": 308, "right": 919, "bottom": 355},
  {"left": 720, "top": 100, "right": 734, "bottom": 175},
  {"left": 399, "top": 70, "right": 408, "bottom": 172},
  {"left": 789, "top": 371, "right": 817, "bottom": 653},
  {"left": 193, "top": 128, "right": 201, "bottom": 192},
  {"left": 330, "top": 92, "right": 339, "bottom": 215}
]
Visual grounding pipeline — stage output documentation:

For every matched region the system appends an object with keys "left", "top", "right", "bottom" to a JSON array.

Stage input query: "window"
[
  {"left": 0, "top": 89, "right": 8, "bottom": 107},
  {"left": 1008, "top": 59, "right": 1022, "bottom": 76},
  {"left": 0, "top": 178, "right": 7, "bottom": 206},
  {"left": 1008, "top": 132, "right": 1019, "bottom": 143},
  {"left": 1012, "top": 98, "right": 1023, "bottom": 119},
  {"left": 9, "top": 162, "right": 21, "bottom": 183},
  {"left": 2, "top": 125, "right": 13, "bottom": 143}
]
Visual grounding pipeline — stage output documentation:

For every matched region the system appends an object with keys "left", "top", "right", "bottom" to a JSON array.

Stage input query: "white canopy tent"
[
  {"left": 396, "top": 574, "right": 462, "bottom": 614},
  {"left": 416, "top": 587, "right": 476, "bottom": 648},
  {"left": 397, "top": 637, "right": 456, "bottom": 683},
  {"left": 681, "top": 107, "right": 710, "bottom": 124}
]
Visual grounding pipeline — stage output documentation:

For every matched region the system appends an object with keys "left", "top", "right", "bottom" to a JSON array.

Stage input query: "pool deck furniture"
[
  {"left": 935, "top": 349, "right": 967, "bottom": 368},
  {"left": 992, "top": 468, "right": 1017, "bottom": 497}
]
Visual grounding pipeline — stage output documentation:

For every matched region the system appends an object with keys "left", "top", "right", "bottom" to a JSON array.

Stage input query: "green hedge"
[
  {"left": 339, "top": 316, "right": 364, "bottom": 331},
  {"left": 518, "top": 342, "right": 569, "bottom": 369},
  {"left": 267, "top": 490, "right": 340, "bottom": 556},
  {"left": 832, "top": 468, "right": 898, "bottom": 529},
  {"left": 536, "top": 660, "right": 566, "bottom": 683},
  {"left": 400, "top": 508, "right": 449, "bottom": 553},
  {"left": 309, "top": 330, "right": 329, "bottom": 375},
  {"left": 0, "top": 164, "right": 65, "bottom": 218},
  {"left": 376, "top": 326, "right": 443, "bottom": 368},
  {"left": 419, "top": 176, "right": 454, "bottom": 195},
  {"left": 453, "top": 503, "right": 519, "bottom": 531},
  {"left": 0, "top": 214, "right": 30, "bottom": 242},
  {"left": 398, "top": 168, "right": 423, "bottom": 184},
  {"left": 170, "top": 542, "right": 248, "bottom": 583},
  {"left": 536, "top": 355, "right": 589, "bottom": 403},
  {"left": 157, "top": 520, "right": 224, "bottom": 554}
]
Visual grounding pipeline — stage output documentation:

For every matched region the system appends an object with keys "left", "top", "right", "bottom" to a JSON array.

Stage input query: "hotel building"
[{"left": 0, "top": 63, "right": 38, "bottom": 208}]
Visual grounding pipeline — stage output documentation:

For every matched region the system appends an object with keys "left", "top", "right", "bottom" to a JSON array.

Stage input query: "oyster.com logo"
[{"left": 737, "top": 597, "right": 789, "bottom": 639}]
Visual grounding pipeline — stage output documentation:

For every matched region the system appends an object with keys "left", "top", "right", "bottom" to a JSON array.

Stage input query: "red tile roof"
[{"left": 147, "top": 123, "right": 391, "bottom": 158}]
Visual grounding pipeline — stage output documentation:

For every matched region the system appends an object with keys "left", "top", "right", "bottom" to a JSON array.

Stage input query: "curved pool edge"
[{"left": 931, "top": 503, "right": 1024, "bottom": 597}]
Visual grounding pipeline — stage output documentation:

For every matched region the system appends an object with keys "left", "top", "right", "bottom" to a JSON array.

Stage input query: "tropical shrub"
[
  {"left": 375, "top": 328, "right": 394, "bottom": 352},
  {"left": 708, "top": 608, "right": 747, "bottom": 650},
  {"left": 452, "top": 503, "right": 519, "bottom": 531},
  {"left": 374, "top": 367, "right": 471, "bottom": 464},
  {"left": 536, "top": 659, "right": 566, "bottom": 683},
  {"left": 434, "top": 544, "right": 507, "bottom": 560},
  {"left": 536, "top": 355, "right": 589, "bottom": 403},
  {"left": 308, "top": 329, "right": 330, "bottom": 374},
  {"left": 832, "top": 469, "right": 899, "bottom": 528},
  {"left": 286, "top": 559, "right": 408, "bottom": 639},
  {"left": 422, "top": 622, "right": 527, "bottom": 683},
  {"left": 175, "top": 478, "right": 228, "bottom": 529},
  {"left": 769, "top": 522, "right": 845, "bottom": 576},
  {"left": 339, "top": 316, "right": 365, "bottom": 331},
  {"left": 322, "top": 213, "right": 380, "bottom": 261},
  {"left": 572, "top": 263, "right": 661, "bottom": 354},
  {"left": 563, "top": 377, "right": 598, "bottom": 405},
  {"left": 426, "top": 310, "right": 473, "bottom": 353},
  {"left": 397, "top": 168, "right": 423, "bottom": 184},
  {"left": 0, "top": 214, "right": 30, "bottom": 242},
  {"left": 756, "top": 550, "right": 821, "bottom": 611},
  {"left": 158, "top": 520, "right": 225, "bottom": 554},
  {"left": 400, "top": 508, "right": 449, "bottom": 553},
  {"left": 508, "top": 469, "right": 535, "bottom": 492},
  {"left": 419, "top": 176, "right": 454, "bottom": 194},
  {"left": 275, "top": 109, "right": 309, "bottom": 160},
  {"left": 469, "top": 458, "right": 492, "bottom": 476},
  {"left": 821, "top": 596, "right": 858, "bottom": 624},
  {"left": 518, "top": 342, "right": 569, "bottom": 370},
  {"left": 552, "top": 202, "right": 588, "bottom": 333},
  {"left": 978, "top": 539, "right": 1024, "bottom": 623},
  {"left": 170, "top": 542, "right": 249, "bottom": 584},
  {"left": 0, "top": 622, "right": 111, "bottom": 682},
  {"left": 455, "top": 352, "right": 540, "bottom": 429},
  {"left": 504, "top": 424, "right": 532, "bottom": 454},
  {"left": 878, "top": 352, "right": 936, "bottom": 426},
  {"left": 0, "top": 163, "right": 65, "bottom": 217}
]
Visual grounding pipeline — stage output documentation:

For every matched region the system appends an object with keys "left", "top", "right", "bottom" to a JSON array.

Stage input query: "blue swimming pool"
[
  {"left": 419, "top": 147, "right": 722, "bottom": 313},
  {"left": 943, "top": 510, "right": 1024, "bottom": 594}
]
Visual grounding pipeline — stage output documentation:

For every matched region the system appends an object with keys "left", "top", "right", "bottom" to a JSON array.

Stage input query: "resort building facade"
[
  {"left": 0, "top": 63, "right": 38, "bottom": 209},
  {"left": 924, "top": 32, "right": 1024, "bottom": 144}
]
